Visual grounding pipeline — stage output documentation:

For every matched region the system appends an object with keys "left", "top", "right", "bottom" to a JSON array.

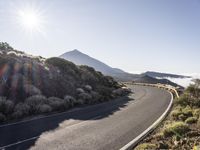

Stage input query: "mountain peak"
[
  {"left": 69, "top": 49, "right": 82, "bottom": 53},
  {"left": 59, "top": 49, "right": 126, "bottom": 76}
]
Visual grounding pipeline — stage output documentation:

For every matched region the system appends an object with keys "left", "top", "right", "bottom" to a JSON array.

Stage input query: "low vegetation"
[
  {"left": 135, "top": 143, "right": 157, "bottom": 150},
  {"left": 0, "top": 42, "right": 130, "bottom": 123},
  {"left": 135, "top": 79, "right": 200, "bottom": 149},
  {"left": 162, "top": 122, "right": 189, "bottom": 137}
]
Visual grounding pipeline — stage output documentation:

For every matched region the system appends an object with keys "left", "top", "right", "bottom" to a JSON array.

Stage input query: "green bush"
[
  {"left": 48, "top": 97, "right": 66, "bottom": 111},
  {"left": 64, "top": 95, "right": 76, "bottom": 107},
  {"left": 178, "top": 114, "right": 187, "bottom": 121},
  {"left": 84, "top": 85, "right": 92, "bottom": 92},
  {"left": 12, "top": 110, "right": 24, "bottom": 119},
  {"left": 12, "top": 103, "right": 30, "bottom": 119},
  {"left": 78, "top": 93, "right": 92, "bottom": 104},
  {"left": 186, "top": 84, "right": 200, "bottom": 98},
  {"left": 96, "top": 86, "right": 113, "bottom": 101},
  {"left": 90, "top": 91, "right": 101, "bottom": 103},
  {"left": 37, "top": 104, "right": 52, "bottom": 113},
  {"left": 176, "top": 94, "right": 190, "bottom": 106},
  {"left": 135, "top": 143, "right": 157, "bottom": 150},
  {"left": 193, "top": 98, "right": 200, "bottom": 107},
  {"left": 0, "top": 42, "right": 13, "bottom": 51},
  {"left": 182, "top": 106, "right": 193, "bottom": 117},
  {"left": 45, "top": 57, "right": 79, "bottom": 77},
  {"left": 25, "top": 95, "right": 47, "bottom": 113},
  {"left": 171, "top": 109, "right": 182, "bottom": 120},
  {"left": 193, "top": 109, "right": 200, "bottom": 118},
  {"left": 76, "top": 99, "right": 85, "bottom": 105},
  {"left": 0, "top": 113, "right": 6, "bottom": 122},
  {"left": 163, "top": 122, "right": 189, "bottom": 137},
  {"left": 185, "top": 117, "right": 198, "bottom": 124},
  {"left": 197, "top": 118, "right": 200, "bottom": 128},
  {"left": 0, "top": 97, "right": 14, "bottom": 115}
]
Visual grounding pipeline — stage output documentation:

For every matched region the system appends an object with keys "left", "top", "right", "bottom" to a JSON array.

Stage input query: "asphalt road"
[{"left": 0, "top": 85, "right": 172, "bottom": 150}]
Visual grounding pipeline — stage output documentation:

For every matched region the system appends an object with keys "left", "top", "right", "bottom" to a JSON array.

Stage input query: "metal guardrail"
[{"left": 123, "top": 82, "right": 180, "bottom": 98}]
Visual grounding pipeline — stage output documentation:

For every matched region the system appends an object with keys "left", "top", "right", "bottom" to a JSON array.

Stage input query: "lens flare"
[{"left": 18, "top": 9, "right": 40, "bottom": 30}]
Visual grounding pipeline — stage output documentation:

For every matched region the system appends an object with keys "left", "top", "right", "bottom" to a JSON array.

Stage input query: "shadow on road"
[{"left": 0, "top": 94, "right": 134, "bottom": 150}]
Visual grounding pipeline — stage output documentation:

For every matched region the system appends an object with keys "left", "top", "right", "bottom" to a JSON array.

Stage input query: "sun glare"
[
  {"left": 19, "top": 10, "right": 39, "bottom": 29},
  {"left": 16, "top": 7, "right": 45, "bottom": 34}
]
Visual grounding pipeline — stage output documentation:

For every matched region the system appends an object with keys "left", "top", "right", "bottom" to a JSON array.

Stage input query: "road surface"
[{"left": 0, "top": 85, "right": 172, "bottom": 150}]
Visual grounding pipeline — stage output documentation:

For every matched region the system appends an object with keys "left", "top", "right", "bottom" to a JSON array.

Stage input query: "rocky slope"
[{"left": 0, "top": 42, "right": 129, "bottom": 123}]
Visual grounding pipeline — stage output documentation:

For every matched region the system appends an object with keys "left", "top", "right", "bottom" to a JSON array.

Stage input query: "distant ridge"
[
  {"left": 142, "top": 71, "right": 191, "bottom": 79},
  {"left": 134, "top": 75, "right": 182, "bottom": 88},
  {"left": 60, "top": 49, "right": 183, "bottom": 87}
]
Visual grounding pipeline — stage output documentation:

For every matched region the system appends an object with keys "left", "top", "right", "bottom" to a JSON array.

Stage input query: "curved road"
[{"left": 0, "top": 85, "right": 172, "bottom": 150}]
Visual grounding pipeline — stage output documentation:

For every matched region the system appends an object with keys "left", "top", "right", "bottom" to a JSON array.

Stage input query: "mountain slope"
[
  {"left": 60, "top": 49, "right": 125, "bottom": 75},
  {"left": 142, "top": 71, "right": 190, "bottom": 78},
  {"left": 60, "top": 50, "right": 139, "bottom": 81}
]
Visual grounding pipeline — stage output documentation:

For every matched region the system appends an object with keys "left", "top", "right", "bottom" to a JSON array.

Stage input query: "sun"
[
  {"left": 18, "top": 10, "right": 39, "bottom": 30},
  {"left": 16, "top": 7, "right": 45, "bottom": 34}
]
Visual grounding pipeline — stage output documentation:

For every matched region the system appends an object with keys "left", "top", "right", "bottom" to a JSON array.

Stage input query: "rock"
[
  {"left": 158, "top": 141, "right": 168, "bottom": 149},
  {"left": 174, "top": 140, "right": 179, "bottom": 146},
  {"left": 112, "top": 87, "right": 131, "bottom": 96},
  {"left": 112, "top": 89, "right": 123, "bottom": 96}
]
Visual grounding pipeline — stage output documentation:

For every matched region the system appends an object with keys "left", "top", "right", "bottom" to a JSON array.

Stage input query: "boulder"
[{"left": 112, "top": 87, "right": 131, "bottom": 96}]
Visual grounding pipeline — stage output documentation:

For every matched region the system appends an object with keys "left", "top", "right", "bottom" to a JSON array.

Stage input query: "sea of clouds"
[{"left": 159, "top": 73, "right": 200, "bottom": 88}]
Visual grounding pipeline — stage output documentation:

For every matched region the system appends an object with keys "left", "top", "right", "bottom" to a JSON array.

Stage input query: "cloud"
[{"left": 159, "top": 74, "right": 200, "bottom": 88}]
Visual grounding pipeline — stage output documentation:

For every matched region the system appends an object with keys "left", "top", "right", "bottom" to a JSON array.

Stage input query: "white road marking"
[{"left": 120, "top": 91, "right": 173, "bottom": 150}]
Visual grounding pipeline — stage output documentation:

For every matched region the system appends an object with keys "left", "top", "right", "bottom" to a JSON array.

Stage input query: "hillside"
[{"left": 0, "top": 42, "right": 129, "bottom": 123}]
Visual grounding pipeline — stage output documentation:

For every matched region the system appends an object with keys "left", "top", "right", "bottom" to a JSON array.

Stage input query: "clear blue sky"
[{"left": 0, "top": 0, "right": 200, "bottom": 74}]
